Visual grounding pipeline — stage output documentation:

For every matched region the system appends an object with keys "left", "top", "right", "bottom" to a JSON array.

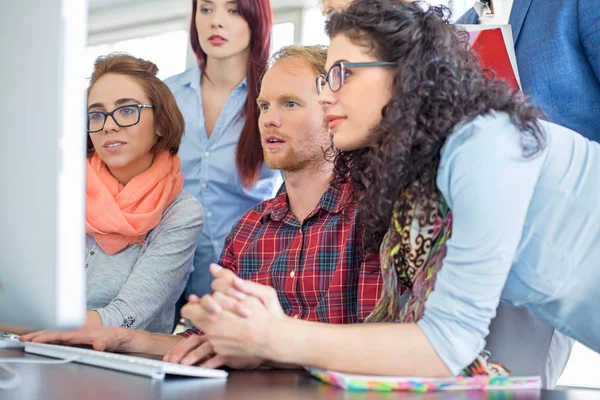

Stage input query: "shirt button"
[
  {"left": 85, "top": 263, "right": 89, "bottom": 268},
  {"left": 212, "top": 241, "right": 219, "bottom": 247},
  {"left": 90, "top": 251, "right": 95, "bottom": 256},
  {"left": 204, "top": 152, "right": 210, "bottom": 158},
  {"left": 293, "top": 314, "right": 299, "bottom": 319},
  {"left": 290, "top": 270, "right": 295, "bottom": 278},
  {"left": 201, "top": 183, "right": 207, "bottom": 189},
  {"left": 207, "top": 211, "right": 213, "bottom": 218}
]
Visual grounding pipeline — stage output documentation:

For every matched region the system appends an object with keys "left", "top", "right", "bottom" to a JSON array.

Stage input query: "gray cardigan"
[{"left": 86, "top": 191, "right": 203, "bottom": 333}]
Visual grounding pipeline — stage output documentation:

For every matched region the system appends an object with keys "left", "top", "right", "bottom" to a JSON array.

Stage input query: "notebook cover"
[
  {"left": 306, "top": 367, "right": 542, "bottom": 392},
  {"left": 459, "top": 25, "right": 521, "bottom": 91}
]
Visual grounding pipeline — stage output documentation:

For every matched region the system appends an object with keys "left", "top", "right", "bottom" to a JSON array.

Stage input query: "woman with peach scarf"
[{"left": 74, "top": 53, "right": 203, "bottom": 333}]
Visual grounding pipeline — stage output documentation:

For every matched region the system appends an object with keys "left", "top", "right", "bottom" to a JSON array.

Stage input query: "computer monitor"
[{"left": 0, "top": 0, "right": 88, "bottom": 330}]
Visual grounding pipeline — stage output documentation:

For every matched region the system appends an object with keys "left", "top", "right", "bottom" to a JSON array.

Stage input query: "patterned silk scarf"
[{"left": 364, "top": 194, "right": 508, "bottom": 377}]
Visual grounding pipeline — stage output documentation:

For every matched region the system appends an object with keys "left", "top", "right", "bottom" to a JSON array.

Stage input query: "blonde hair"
[
  {"left": 319, "top": 0, "right": 328, "bottom": 15},
  {"left": 319, "top": 0, "right": 352, "bottom": 15},
  {"left": 269, "top": 44, "right": 328, "bottom": 76}
]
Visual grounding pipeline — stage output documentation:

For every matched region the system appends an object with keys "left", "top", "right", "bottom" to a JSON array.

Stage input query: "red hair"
[{"left": 190, "top": 0, "right": 273, "bottom": 187}]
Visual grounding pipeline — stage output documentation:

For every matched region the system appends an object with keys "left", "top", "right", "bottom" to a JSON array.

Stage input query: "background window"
[
  {"left": 271, "top": 22, "right": 296, "bottom": 56},
  {"left": 302, "top": 8, "right": 329, "bottom": 46},
  {"left": 558, "top": 343, "right": 600, "bottom": 389},
  {"left": 85, "top": 30, "right": 188, "bottom": 81}
]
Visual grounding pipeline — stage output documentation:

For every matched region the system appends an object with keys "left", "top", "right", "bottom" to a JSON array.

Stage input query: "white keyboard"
[
  {"left": 0, "top": 332, "right": 24, "bottom": 349},
  {"left": 24, "top": 342, "right": 228, "bottom": 380}
]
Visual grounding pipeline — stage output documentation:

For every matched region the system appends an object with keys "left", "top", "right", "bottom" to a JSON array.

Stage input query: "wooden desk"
[{"left": 0, "top": 349, "right": 598, "bottom": 400}]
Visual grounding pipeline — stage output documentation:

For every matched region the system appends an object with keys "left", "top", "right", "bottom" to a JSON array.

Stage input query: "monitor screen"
[{"left": 0, "top": 0, "right": 87, "bottom": 330}]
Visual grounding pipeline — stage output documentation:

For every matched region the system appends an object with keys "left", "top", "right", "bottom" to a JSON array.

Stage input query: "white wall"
[
  {"left": 86, "top": 0, "right": 315, "bottom": 74},
  {"left": 87, "top": 0, "right": 316, "bottom": 44}
]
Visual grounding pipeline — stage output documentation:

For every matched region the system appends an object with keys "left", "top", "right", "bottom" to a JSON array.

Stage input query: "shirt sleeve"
[
  {"left": 357, "top": 251, "right": 383, "bottom": 322},
  {"left": 579, "top": 0, "right": 600, "bottom": 83},
  {"left": 94, "top": 196, "right": 204, "bottom": 331},
  {"left": 217, "top": 219, "right": 242, "bottom": 274},
  {"left": 416, "top": 115, "right": 545, "bottom": 374}
]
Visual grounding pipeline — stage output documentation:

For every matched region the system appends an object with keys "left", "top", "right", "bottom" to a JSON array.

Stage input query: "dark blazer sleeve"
[{"left": 578, "top": 0, "right": 600, "bottom": 82}]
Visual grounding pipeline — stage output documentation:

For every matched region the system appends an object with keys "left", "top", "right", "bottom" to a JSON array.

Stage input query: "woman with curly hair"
[{"left": 169, "top": 0, "right": 600, "bottom": 378}]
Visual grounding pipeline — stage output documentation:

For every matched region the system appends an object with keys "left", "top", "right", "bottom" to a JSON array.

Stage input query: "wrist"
[
  {"left": 117, "top": 327, "right": 140, "bottom": 352},
  {"left": 262, "top": 316, "right": 298, "bottom": 364},
  {"left": 85, "top": 311, "right": 103, "bottom": 328}
]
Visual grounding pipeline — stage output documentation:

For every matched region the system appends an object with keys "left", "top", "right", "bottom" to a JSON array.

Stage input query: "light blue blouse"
[
  {"left": 417, "top": 112, "right": 600, "bottom": 375},
  {"left": 164, "top": 66, "right": 282, "bottom": 298}
]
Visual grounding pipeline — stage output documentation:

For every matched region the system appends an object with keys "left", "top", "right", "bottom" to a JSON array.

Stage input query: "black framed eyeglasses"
[
  {"left": 316, "top": 61, "right": 395, "bottom": 95},
  {"left": 87, "top": 104, "right": 154, "bottom": 133}
]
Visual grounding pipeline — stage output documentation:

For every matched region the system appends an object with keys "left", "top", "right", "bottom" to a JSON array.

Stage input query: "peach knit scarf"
[{"left": 86, "top": 152, "right": 184, "bottom": 254}]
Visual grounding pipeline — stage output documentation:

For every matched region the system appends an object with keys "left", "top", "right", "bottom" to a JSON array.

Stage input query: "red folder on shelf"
[{"left": 458, "top": 25, "right": 521, "bottom": 91}]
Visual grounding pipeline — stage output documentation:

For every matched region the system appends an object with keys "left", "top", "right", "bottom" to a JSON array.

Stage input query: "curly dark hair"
[{"left": 326, "top": 0, "right": 546, "bottom": 253}]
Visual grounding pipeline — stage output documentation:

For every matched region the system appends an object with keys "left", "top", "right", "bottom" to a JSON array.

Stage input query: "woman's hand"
[{"left": 20, "top": 326, "right": 130, "bottom": 352}]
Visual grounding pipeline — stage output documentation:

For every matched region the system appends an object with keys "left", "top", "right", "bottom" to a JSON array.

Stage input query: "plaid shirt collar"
[{"left": 261, "top": 182, "right": 353, "bottom": 223}]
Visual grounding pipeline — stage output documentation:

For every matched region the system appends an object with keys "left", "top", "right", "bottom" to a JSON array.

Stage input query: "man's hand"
[
  {"left": 179, "top": 264, "right": 289, "bottom": 367},
  {"left": 180, "top": 264, "right": 246, "bottom": 330},
  {"left": 180, "top": 264, "right": 286, "bottom": 342},
  {"left": 198, "top": 289, "right": 287, "bottom": 363},
  {"left": 163, "top": 334, "right": 263, "bottom": 370},
  {"left": 20, "top": 326, "right": 130, "bottom": 352},
  {"left": 212, "top": 275, "right": 287, "bottom": 319},
  {"left": 164, "top": 334, "right": 211, "bottom": 365}
]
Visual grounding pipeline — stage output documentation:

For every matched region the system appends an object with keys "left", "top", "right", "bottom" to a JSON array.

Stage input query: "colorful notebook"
[
  {"left": 458, "top": 24, "right": 521, "bottom": 91},
  {"left": 306, "top": 367, "right": 541, "bottom": 392}
]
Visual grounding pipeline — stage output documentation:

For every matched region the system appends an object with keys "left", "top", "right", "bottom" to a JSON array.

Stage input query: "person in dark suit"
[{"left": 457, "top": 0, "right": 600, "bottom": 142}]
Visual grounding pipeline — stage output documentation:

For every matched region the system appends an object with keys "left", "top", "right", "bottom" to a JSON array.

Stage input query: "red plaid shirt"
[{"left": 180, "top": 183, "right": 381, "bottom": 337}]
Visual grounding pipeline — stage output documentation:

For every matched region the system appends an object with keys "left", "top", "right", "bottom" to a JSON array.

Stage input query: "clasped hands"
[{"left": 166, "top": 263, "right": 288, "bottom": 369}]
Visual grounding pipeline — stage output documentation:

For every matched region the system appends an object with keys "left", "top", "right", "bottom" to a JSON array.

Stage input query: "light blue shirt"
[
  {"left": 418, "top": 112, "right": 600, "bottom": 375},
  {"left": 164, "top": 66, "right": 282, "bottom": 297}
]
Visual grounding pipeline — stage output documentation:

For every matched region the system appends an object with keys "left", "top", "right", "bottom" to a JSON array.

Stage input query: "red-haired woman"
[{"left": 165, "top": 0, "right": 282, "bottom": 303}]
